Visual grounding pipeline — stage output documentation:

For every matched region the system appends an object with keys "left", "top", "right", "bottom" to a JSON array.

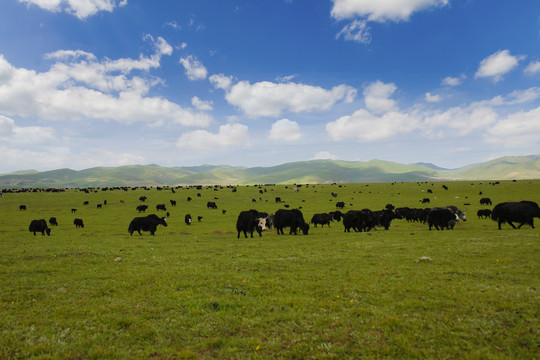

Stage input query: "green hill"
[{"left": 0, "top": 155, "right": 538, "bottom": 187}]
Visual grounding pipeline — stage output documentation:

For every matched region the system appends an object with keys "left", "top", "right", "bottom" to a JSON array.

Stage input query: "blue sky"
[{"left": 0, "top": 0, "right": 539, "bottom": 173}]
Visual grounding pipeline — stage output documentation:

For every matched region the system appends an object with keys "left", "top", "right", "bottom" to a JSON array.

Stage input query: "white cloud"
[
  {"left": 475, "top": 50, "right": 524, "bottom": 82},
  {"left": 326, "top": 109, "right": 419, "bottom": 141},
  {"left": 179, "top": 55, "right": 208, "bottom": 81},
  {"left": 481, "top": 87, "right": 540, "bottom": 106},
  {"left": 363, "top": 80, "right": 397, "bottom": 114},
  {"left": 524, "top": 61, "right": 540, "bottom": 75},
  {"left": 441, "top": 75, "right": 464, "bottom": 86},
  {"left": 425, "top": 92, "right": 442, "bottom": 102},
  {"left": 269, "top": 119, "right": 301, "bottom": 141},
  {"left": 0, "top": 115, "right": 57, "bottom": 145},
  {"left": 164, "top": 21, "right": 181, "bottom": 30},
  {"left": 485, "top": 106, "right": 540, "bottom": 148},
  {"left": 331, "top": 0, "right": 449, "bottom": 22},
  {"left": 209, "top": 73, "right": 233, "bottom": 90},
  {"left": 0, "top": 39, "right": 212, "bottom": 127},
  {"left": 325, "top": 85, "right": 540, "bottom": 143},
  {"left": 44, "top": 49, "right": 96, "bottom": 61},
  {"left": 336, "top": 19, "right": 371, "bottom": 44},
  {"left": 18, "top": 0, "right": 125, "bottom": 20},
  {"left": 424, "top": 105, "right": 498, "bottom": 136},
  {"left": 176, "top": 123, "right": 250, "bottom": 150},
  {"left": 313, "top": 151, "right": 339, "bottom": 160},
  {"left": 191, "top": 96, "right": 213, "bottom": 111},
  {"left": 224, "top": 81, "right": 356, "bottom": 118},
  {"left": 276, "top": 74, "right": 297, "bottom": 83}
]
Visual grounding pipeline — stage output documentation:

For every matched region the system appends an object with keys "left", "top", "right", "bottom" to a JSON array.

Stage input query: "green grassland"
[{"left": 0, "top": 180, "right": 539, "bottom": 359}]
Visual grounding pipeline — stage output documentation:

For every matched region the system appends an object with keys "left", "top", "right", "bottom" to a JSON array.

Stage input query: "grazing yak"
[
  {"left": 207, "top": 201, "right": 218, "bottom": 209},
  {"left": 156, "top": 204, "right": 167, "bottom": 211},
  {"left": 49, "top": 217, "right": 58, "bottom": 226},
  {"left": 128, "top": 214, "right": 167, "bottom": 235},
  {"left": 480, "top": 197, "right": 492, "bottom": 205},
  {"left": 491, "top": 201, "right": 540, "bottom": 230},
  {"left": 236, "top": 210, "right": 266, "bottom": 238},
  {"left": 373, "top": 209, "right": 402, "bottom": 230},
  {"left": 29, "top": 219, "right": 51, "bottom": 236},
  {"left": 335, "top": 201, "right": 345, "bottom": 209},
  {"left": 74, "top": 218, "right": 84, "bottom": 228},
  {"left": 19, "top": 205, "right": 27, "bottom": 211},
  {"left": 136, "top": 205, "right": 148, "bottom": 212},
  {"left": 185, "top": 214, "right": 192, "bottom": 225},
  {"left": 311, "top": 213, "right": 331, "bottom": 228},
  {"left": 427, "top": 208, "right": 458, "bottom": 230},
  {"left": 342, "top": 210, "right": 376, "bottom": 232},
  {"left": 329, "top": 211, "right": 343, "bottom": 222},
  {"left": 274, "top": 209, "right": 309, "bottom": 235},
  {"left": 444, "top": 205, "right": 467, "bottom": 221},
  {"left": 477, "top": 209, "right": 492, "bottom": 219}
]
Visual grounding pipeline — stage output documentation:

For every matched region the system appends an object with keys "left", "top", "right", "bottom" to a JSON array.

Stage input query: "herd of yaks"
[{"left": 19, "top": 190, "right": 540, "bottom": 237}]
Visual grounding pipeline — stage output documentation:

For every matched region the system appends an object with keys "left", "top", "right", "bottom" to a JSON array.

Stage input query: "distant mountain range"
[{"left": 0, "top": 155, "right": 539, "bottom": 187}]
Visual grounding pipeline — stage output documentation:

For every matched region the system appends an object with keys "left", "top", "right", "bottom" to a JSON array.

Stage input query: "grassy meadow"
[{"left": 0, "top": 180, "right": 539, "bottom": 359}]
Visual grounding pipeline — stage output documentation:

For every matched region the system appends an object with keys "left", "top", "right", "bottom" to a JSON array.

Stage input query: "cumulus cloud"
[
  {"left": 224, "top": 81, "right": 356, "bottom": 118},
  {"left": 442, "top": 75, "right": 465, "bottom": 86},
  {"left": 475, "top": 50, "right": 524, "bottom": 82},
  {"left": 424, "top": 105, "right": 498, "bottom": 136},
  {"left": 363, "top": 80, "right": 397, "bottom": 114},
  {"left": 425, "top": 92, "right": 442, "bottom": 103},
  {"left": 269, "top": 119, "right": 301, "bottom": 141},
  {"left": 179, "top": 55, "right": 208, "bottom": 81},
  {"left": 326, "top": 109, "right": 419, "bottom": 141},
  {"left": 0, "top": 115, "right": 57, "bottom": 145},
  {"left": 209, "top": 73, "right": 233, "bottom": 90},
  {"left": 485, "top": 106, "right": 540, "bottom": 148},
  {"left": 176, "top": 123, "right": 250, "bottom": 150},
  {"left": 0, "top": 37, "right": 212, "bottom": 127},
  {"left": 331, "top": 0, "right": 449, "bottom": 22},
  {"left": 191, "top": 96, "right": 213, "bottom": 111},
  {"left": 313, "top": 151, "right": 339, "bottom": 160},
  {"left": 325, "top": 85, "right": 540, "bottom": 143},
  {"left": 481, "top": 87, "right": 540, "bottom": 106},
  {"left": 524, "top": 61, "right": 540, "bottom": 76},
  {"left": 336, "top": 19, "right": 371, "bottom": 44},
  {"left": 18, "top": 0, "right": 126, "bottom": 20}
]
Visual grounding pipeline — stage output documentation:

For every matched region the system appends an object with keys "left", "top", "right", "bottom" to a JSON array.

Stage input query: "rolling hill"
[{"left": 0, "top": 155, "right": 538, "bottom": 187}]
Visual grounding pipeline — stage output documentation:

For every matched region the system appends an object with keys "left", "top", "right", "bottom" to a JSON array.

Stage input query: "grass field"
[{"left": 1, "top": 180, "right": 539, "bottom": 359}]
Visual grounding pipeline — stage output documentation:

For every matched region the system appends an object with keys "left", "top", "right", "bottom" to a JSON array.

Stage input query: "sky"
[{"left": 0, "top": 0, "right": 539, "bottom": 173}]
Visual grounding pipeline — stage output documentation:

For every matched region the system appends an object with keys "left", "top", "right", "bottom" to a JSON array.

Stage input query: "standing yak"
[
  {"left": 310, "top": 213, "right": 331, "bottom": 228},
  {"left": 29, "top": 219, "right": 51, "bottom": 236},
  {"left": 236, "top": 210, "right": 266, "bottom": 238},
  {"left": 427, "top": 208, "right": 458, "bottom": 230},
  {"left": 274, "top": 209, "right": 309, "bottom": 235},
  {"left": 128, "top": 214, "right": 167, "bottom": 235},
  {"left": 491, "top": 201, "right": 540, "bottom": 230}
]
